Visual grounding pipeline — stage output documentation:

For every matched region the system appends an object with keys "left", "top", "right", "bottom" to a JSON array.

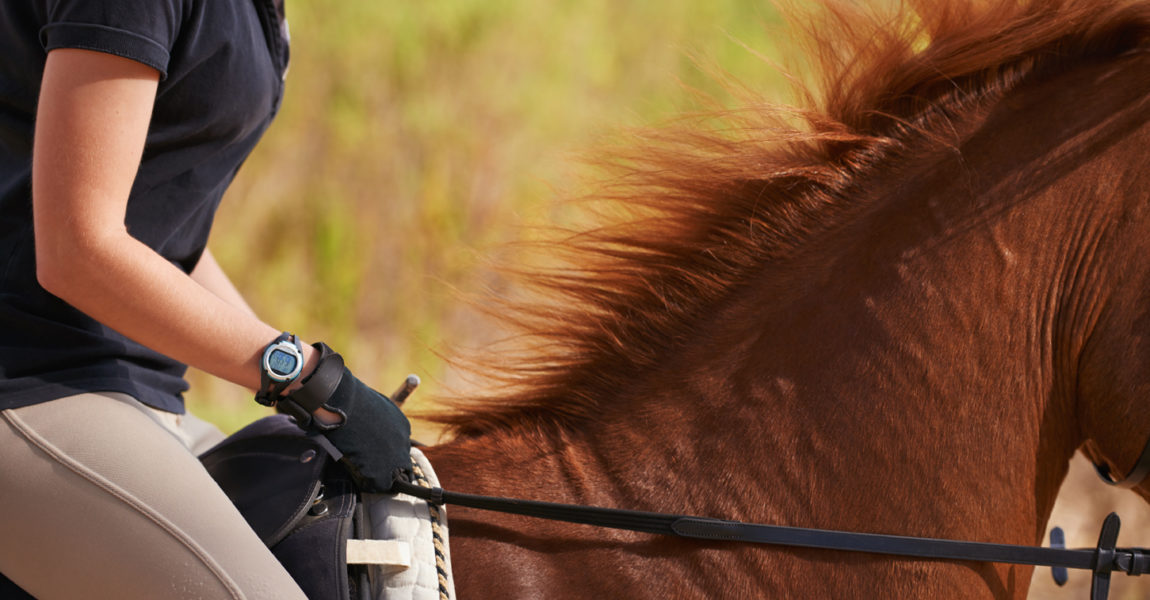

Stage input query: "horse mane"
[{"left": 428, "top": 0, "right": 1150, "bottom": 439}]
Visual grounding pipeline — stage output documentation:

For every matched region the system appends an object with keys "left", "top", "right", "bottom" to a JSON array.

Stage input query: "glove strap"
[{"left": 277, "top": 342, "right": 347, "bottom": 430}]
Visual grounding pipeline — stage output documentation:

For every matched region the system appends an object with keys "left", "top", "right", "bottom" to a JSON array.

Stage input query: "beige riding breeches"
[{"left": 0, "top": 392, "right": 308, "bottom": 600}]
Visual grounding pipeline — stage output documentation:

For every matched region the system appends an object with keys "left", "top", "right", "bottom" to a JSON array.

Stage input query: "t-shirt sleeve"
[{"left": 38, "top": 0, "right": 188, "bottom": 79}]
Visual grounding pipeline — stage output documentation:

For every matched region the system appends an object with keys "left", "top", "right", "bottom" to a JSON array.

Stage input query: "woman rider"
[{"left": 0, "top": 1, "right": 411, "bottom": 597}]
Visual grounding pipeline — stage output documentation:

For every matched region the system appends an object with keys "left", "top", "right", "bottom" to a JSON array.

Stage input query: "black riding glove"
[
  {"left": 319, "top": 366, "right": 412, "bottom": 491},
  {"left": 274, "top": 343, "right": 412, "bottom": 493}
]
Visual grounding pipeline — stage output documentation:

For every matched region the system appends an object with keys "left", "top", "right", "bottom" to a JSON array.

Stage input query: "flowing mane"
[{"left": 429, "top": 0, "right": 1150, "bottom": 439}]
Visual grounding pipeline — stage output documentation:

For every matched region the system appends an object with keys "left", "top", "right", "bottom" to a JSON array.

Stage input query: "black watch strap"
[{"left": 276, "top": 342, "right": 346, "bottom": 429}]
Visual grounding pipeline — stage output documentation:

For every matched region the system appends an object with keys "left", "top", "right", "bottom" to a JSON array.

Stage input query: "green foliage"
[{"left": 190, "top": 0, "right": 789, "bottom": 437}]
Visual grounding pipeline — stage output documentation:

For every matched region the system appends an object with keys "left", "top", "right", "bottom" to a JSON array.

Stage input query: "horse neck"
[
  {"left": 425, "top": 303, "right": 1074, "bottom": 599},
  {"left": 429, "top": 135, "right": 1103, "bottom": 549},
  {"left": 427, "top": 221, "right": 1082, "bottom": 530},
  {"left": 424, "top": 50, "right": 1150, "bottom": 599},
  {"left": 423, "top": 197, "right": 1080, "bottom": 600}
]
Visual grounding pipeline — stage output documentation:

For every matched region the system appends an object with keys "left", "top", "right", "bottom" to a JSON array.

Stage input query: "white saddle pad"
[{"left": 360, "top": 447, "right": 456, "bottom": 600}]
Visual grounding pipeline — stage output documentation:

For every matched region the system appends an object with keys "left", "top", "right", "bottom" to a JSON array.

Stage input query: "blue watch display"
[{"left": 264, "top": 340, "right": 303, "bottom": 381}]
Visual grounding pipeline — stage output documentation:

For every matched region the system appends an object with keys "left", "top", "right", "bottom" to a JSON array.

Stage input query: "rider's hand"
[
  {"left": 315, "top": 367, "right": 412, "bottom": 492},
  {"left": 275, "top": 343, "right": 412, "bottom": 493}
]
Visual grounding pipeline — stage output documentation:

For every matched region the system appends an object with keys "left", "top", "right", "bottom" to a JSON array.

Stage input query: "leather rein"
[{"left": 391, "top": 456, "right": 1150, "bottom": 600}]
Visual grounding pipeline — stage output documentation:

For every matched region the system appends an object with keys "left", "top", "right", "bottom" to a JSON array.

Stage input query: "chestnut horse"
[{"left": 422, "top": 1, "right": 1150, "bottom": 598}]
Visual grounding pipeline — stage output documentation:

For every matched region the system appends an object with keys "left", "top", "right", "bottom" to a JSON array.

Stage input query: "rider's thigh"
[
  {"left": 0, "top": 392, "right": 307, "bottom": 600},
  {"left": 142, "top": 401, "right": 228, "bottom": 456}
]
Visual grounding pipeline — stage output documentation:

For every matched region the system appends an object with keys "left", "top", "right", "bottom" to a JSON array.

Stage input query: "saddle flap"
[{"left": 199, "top": 416, "right": 329, "bottom": 546}]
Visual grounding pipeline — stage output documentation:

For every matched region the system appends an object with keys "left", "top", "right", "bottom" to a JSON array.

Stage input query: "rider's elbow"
[
  {"left": 34, "top": 228, "right": 111, "bottom": 301},
  {"left": 35, "top": 245, "right": 77, "bottom": 300}
]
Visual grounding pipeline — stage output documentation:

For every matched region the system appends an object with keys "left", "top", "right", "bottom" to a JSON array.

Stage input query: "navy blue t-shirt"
[{"left": 0, "top": 0, "right": 290, "bottom": 413}]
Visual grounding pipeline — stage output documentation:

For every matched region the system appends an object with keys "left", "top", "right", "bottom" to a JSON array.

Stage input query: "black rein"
[{"left": 391, "top": 477, "right": 1149, "bottom": 600}]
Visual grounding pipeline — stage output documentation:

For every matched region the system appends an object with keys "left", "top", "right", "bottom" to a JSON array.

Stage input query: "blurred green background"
[{"left": 189, "top": 0, "right": 787, "bottom": 438}]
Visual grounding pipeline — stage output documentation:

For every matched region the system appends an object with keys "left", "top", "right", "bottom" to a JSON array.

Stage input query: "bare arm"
[
  {"left": 191, "top": 248, "right": 259, "bottom": 318},
  {"left": 33, "top": 48, "right": 318, "bottom": 393}
]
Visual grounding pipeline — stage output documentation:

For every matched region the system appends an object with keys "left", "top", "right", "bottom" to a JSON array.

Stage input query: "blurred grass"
[{"left": 188, "top": 0, "right": 787, "bottom": 437}]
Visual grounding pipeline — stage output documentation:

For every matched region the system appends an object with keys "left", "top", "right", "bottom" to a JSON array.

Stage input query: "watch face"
[{"left": 268, "top": 348, "right": 299, "bottom": 376}]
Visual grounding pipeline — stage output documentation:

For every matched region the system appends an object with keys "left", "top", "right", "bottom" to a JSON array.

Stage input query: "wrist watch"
[{"left": 255, "top": 332, "right": 304, "bottom": 406}]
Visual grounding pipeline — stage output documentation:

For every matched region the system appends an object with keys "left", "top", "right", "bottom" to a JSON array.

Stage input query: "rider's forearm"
[
  {"left": 191, "top": 247, "right": 259, "bottom": 318},
  {"left": 37, "top": 229, "right": 314, "bottom": 392}
]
